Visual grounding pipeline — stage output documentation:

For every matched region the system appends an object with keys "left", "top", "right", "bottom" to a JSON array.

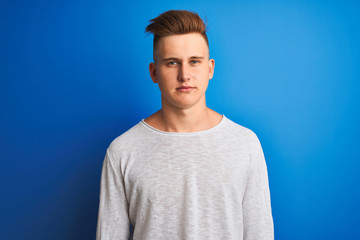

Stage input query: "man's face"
[{"left": 149, "top": 33, "right": 215, "bottom": 110}]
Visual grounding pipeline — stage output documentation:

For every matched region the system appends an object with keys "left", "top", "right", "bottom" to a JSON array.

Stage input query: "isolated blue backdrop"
[{"left": 1, "top": 0, "right": 359, "bottom": 239}]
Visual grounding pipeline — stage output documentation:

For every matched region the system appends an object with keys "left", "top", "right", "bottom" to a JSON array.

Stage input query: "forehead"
[{"left": 156, "top": 33, "right": 209, "bottom": 59}]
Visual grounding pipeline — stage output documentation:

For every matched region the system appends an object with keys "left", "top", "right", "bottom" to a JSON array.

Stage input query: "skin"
[{"left": 145, "top": 33, "right": 222, "bottom": 133}]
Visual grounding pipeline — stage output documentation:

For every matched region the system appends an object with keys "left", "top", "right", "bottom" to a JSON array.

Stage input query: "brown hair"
[{"left": 145, "top": 10, "right": 209, "bottom": 60}]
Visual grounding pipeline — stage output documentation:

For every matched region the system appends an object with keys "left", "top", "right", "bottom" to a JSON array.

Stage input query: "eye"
[
  {"left": 190, "top": 60, "right": 199, "bottom": 65},
  {"left": 167, "top": 61, "right": 178, "bottom": 66}
]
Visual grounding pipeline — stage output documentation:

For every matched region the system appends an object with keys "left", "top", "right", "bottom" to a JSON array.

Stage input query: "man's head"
[
  {"left": 145, "top": 10, "right": 215, "bottom": 110},
  {"left": 145, "top": 10, "right": 209, "bottom": 62}
]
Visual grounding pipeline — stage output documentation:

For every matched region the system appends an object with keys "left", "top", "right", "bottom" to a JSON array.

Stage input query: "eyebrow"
[{"left": 161, "top": 56, "right": 205, "bottom": 62}]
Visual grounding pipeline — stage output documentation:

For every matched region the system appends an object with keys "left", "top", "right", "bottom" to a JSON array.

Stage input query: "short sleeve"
[
  {"left": 96, "top": 150, "right": 130, "bottom": 240},
  {"left": 242, "top": 132, "right": 274, "bottom": 240}
]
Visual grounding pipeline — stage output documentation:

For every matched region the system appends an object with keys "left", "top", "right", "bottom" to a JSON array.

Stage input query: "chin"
[
  {"left": 174, "top": 99, "right": 202, "bottom": 109},
  {"left": 162, "top": 93, "right": 205, "bottom": 109}
]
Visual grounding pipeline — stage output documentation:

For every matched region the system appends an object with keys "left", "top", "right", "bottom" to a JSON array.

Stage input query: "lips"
[{"left": 176, "top": 86, "right": 196, "bottom": 92}]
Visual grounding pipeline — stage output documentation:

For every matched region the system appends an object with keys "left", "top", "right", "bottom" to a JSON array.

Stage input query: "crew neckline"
[{"left": 140, "top": 115, "right": 227, "bottom": 136}]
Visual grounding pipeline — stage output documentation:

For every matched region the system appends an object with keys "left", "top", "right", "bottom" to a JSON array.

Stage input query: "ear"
[
  {"left": 149, "top": 62, "right": 158, "bottom": 83},
  {"left": 208, "top": 59, "right": 215, "bottom": 79}
]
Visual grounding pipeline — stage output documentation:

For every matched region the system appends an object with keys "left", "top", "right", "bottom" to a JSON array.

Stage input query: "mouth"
[{"left": 176, "top": 86, "right": 196, "bottom": 92}]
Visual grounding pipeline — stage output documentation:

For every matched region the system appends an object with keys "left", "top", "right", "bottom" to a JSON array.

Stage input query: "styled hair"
[{"left": 145, "top": 10, "right": 209, "bottom": 60}]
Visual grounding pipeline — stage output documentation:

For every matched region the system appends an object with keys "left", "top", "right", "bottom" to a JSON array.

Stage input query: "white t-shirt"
[{"left": 96, "top": 115, "right": 274, "bottom": 240}]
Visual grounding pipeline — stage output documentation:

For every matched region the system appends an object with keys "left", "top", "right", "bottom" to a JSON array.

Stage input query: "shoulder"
[
  {"left": 223, "top": 117, "right": 266, "bottom": 167},
  {"left": 222, "top": 116, "right": 259, "bottom": 141},
  {"left": 106, "top": 121, "right": 148, "bottom": 157},
  {"left": 220, "top": 116, "right": 264, "bottom": 155}
]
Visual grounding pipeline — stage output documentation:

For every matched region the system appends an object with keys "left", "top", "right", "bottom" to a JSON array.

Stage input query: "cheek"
[
  {"left": 156, "top": 71, "right": 175, "bottom": 92},
  {"left": 196, "top": 67, "right": 211, "bottom": 80},
  {"left": 158, "top": 68, "right": 176, "bottom": 81}
]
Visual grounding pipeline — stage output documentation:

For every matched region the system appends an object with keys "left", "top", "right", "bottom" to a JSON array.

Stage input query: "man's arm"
[
  {"left": 242, "top": 132, "right": 274, "bottom": 240},
  {"left": 96, "top": 150, "right": 130, "bottom": 240}
]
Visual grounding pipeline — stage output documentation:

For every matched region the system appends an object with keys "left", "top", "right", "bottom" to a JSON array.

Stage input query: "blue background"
[{"left": 1, "top": 0, "right": 359, "bottom": 239}]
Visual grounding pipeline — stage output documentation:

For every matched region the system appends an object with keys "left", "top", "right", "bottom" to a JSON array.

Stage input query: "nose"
[{"left": 177, "top": 64, "right": 191, "bottom": 82}]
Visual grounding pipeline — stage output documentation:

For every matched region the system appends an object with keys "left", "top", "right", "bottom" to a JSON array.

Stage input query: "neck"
[
  {"left": 145, "top": 96, "right": 222, "bottom": 133},
  {"left": 160, "top": 108, "right": 209, "bottom": 133},
  {"left": 145, "top": 97, "right": 222, "bottom": 133}
]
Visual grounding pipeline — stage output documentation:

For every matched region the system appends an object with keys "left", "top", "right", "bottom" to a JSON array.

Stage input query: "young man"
[{"left": 96, "top": 10, "right": 274, "bottom": 240}]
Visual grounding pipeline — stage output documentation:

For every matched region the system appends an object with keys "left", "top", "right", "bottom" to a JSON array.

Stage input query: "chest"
[{"left": 122, "top": 138, "right": 251, "bottom": 205}]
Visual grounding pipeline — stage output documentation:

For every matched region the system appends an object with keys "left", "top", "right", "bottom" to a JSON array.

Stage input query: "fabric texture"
[{"left": 96, "top": 116, "right": 274, "bottom": 240}]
